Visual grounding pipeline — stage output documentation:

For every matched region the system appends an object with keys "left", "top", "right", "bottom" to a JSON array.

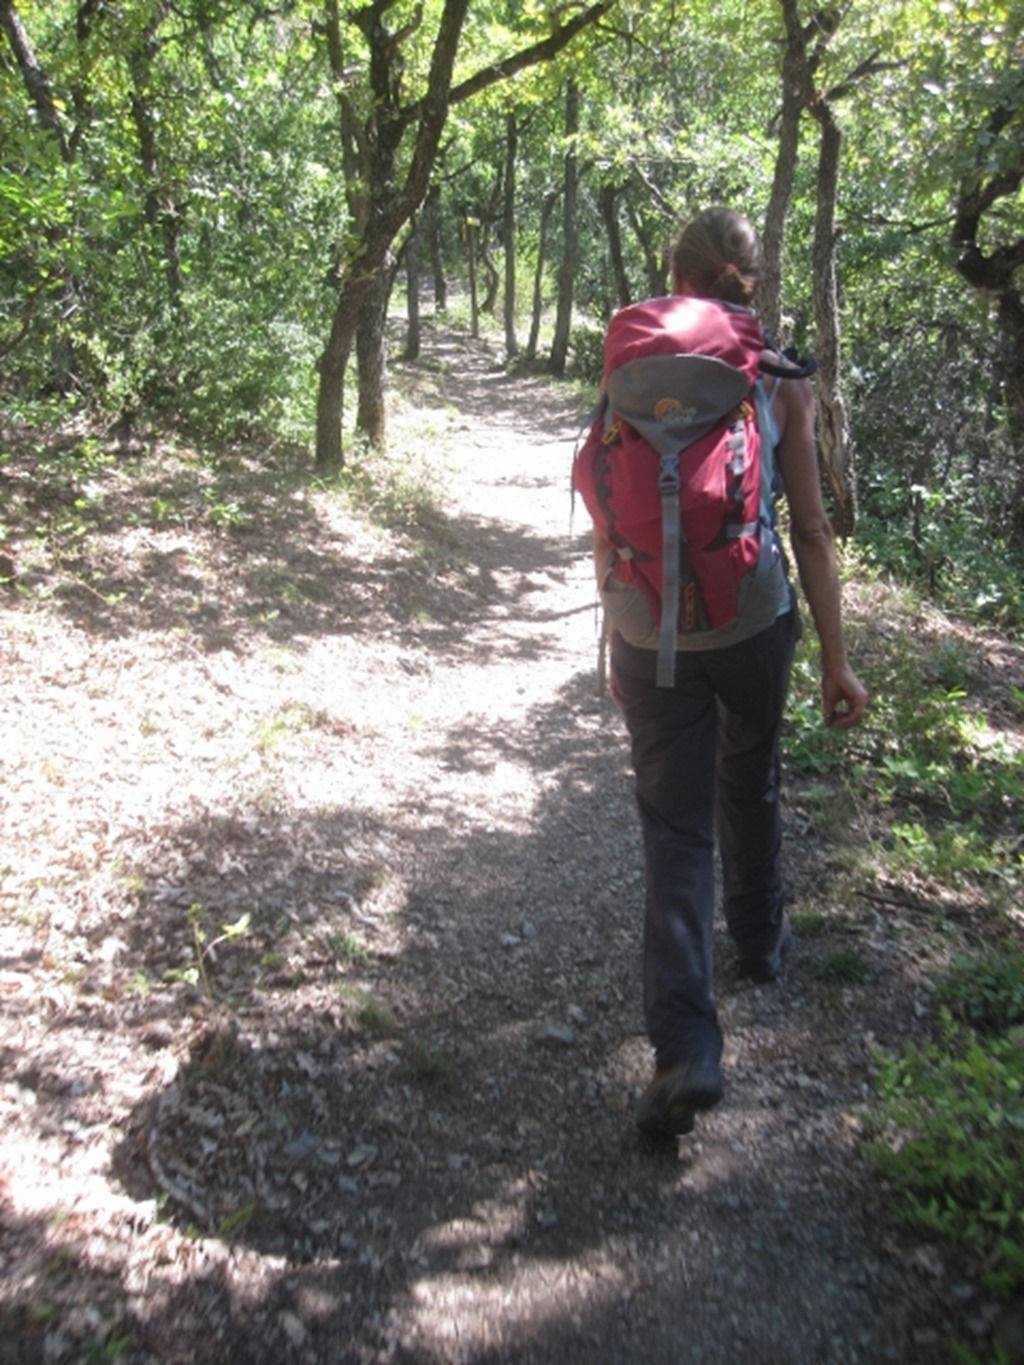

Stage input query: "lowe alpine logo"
[{"left": 653, "top": 397, "right": 697, "bottom": 423}]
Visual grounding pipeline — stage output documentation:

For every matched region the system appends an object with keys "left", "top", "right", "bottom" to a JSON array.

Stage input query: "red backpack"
[{"left": 573, "top": 295, "right": 807, "bottom": 686}]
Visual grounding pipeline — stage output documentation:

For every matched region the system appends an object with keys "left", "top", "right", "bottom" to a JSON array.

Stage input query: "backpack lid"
[
  {"left": 603, "top": 295, "right": 764, "bottom": 382},
  {"left": 602, "top": 295, "right": 765, "bottom": 455}
]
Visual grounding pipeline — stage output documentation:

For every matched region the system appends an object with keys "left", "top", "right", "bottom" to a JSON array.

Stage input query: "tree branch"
[
  {"left": 822, "top": 53, "right": 905, "bottom": 105},
  {"left": 628, "top": 163, "right": 678, "bottom": 220},
  {"left": 953, "top": 102, "right": 1024, "bottom": 257},
  {"left": 0, "top": 0, "right": 71, "bottom": 160},
  {"left": 402, "top": 0, "right": 615, "bottom": 119}
]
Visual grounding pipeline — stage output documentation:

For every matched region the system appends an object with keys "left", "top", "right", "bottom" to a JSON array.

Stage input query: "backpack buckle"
[{"left": 657, "top": 451, "right": 680, "bottom": 496}]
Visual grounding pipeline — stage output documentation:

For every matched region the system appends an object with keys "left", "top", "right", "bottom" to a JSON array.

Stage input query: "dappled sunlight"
[{"left": 2, "top": 324, "right": 1012, "bottom": 1361}]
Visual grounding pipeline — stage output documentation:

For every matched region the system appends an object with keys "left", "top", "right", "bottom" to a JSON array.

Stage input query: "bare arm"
[{"left": 773, "top": 376, "right": 869, "bottom": 729}]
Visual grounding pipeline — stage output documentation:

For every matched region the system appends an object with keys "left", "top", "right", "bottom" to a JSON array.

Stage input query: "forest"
[
  {"left": 2, "top": 2, "right": 1024, "bottom": 1362},
  {"left": 2, "top": 0, "right": 1023, "bottom": 607}
]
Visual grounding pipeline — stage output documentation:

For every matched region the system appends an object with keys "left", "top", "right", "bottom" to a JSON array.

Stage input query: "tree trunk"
[
  {"left": 404, "top": 219, "right": 422, "bottom": 361},
  {"left": 356, "top": 261, "right": 392, "bottom": 449},
  {"left": 425, "top": 184, "right": 447, "bottom": 314},
  {"left": 315, "top": 337, "right": 351, "bottom": 477},
  {"left": 600, "top": 182, "right": 631, "bottom": 308},
  {"left": 991, "top": 288, "right": 1024, "bottom": 543},
  {"left": 0, "top": 0, "right": 70, "bottom": 160},
  {"left": 313, "top": 0, "right": 611, "bottom": 471},
  {"left": 480, "top": 231, "right": 500, "bottom": 315},
  {"left": 466, "top": 217, "right": 480, "bottom": 337},
  {"left": 526, "top": 190, "right": 559, "bottom": 363},
  {"left": 503, "top": 110, "right": 518, "bottom": 357},
  {"left": 316, "top": 265, "right": 378, "bottom": 475},
  {"left": 127, "top": 5, "right": 185, "bottom": 314},
  {"left": 624, "top": 191, "right": 666, "bottom": 297},
  {"left": 953, "top": 116, "right": 1024, "bottom": 543},
  {"left": 315, "top": 0, "right": 472, "bottom": 474},
  {"left": 810, "top": 101, "right": 856, "bottom": 538},
  {"left": 549, "top": 78, "right": 580, "bottom": 376},
  {"left": 759, "top": 0, "right": 815, "bottom": 341},
  {"left": 760, "top": 97, "right": 800, "bottom": 340}
]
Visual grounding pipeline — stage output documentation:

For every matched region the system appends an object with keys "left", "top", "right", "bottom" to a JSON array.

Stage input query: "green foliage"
[
  {"left": 784, "top": 574, "right": 1023, "bottom": 960},
  {"left": 935, "top": 951, "right": 1024, "bottom": 1036},
  {"left": 861, "top": 620, "right": 1024, "bottom": 1303},
  {"left": 789, "top": 908, "right": 828, "bottom": 938},
  {"left": 856, "top": 463, "right": 1024, "bottom": 636},
  {"left": 355, "top": 996, "right": 397, "bottom": 1038},
  {"left": 816, "top": 948, "right": 870, "bottom": 985},
  {"left": 330, "top": 932, "right": 371, "bottom": 965},
  {"left": 337, "top": 436, "right": 443, "bottom": 531},
  {"left": 889, "top": 819, "right": 1011, "bottom": 885},
  {"left": 869, "top": 1013, "right": 1024, "bottom": 1301},
  {"left": 1, "top": 1, "right": 341, "bottom": 443},
  {"left": 396, "top": 1039, "right": 458, "bottom": 1093},
  {"left": 568, "top": 321, "right": 604, "bottom": 385},
  {"left": 167, "top": 902, "right": 252, "bottom": 1001}
]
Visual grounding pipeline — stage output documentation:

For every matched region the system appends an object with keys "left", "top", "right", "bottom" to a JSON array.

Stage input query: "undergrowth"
[
  {"left": 868, "top": 1007, "right": 1024, "bottom": 1305},
  {"left": 786, "top": 561, "right": 1024, "bottom": 1330}
]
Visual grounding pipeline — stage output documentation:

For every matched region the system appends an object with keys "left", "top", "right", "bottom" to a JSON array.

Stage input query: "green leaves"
[{"left": 869, "top": 1014, "right": 1024, "bottom": 1299}]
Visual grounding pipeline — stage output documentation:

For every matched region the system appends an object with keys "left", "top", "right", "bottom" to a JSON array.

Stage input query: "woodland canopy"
[{"left": 2, "top": 0, "right": 1023, "bottom": 625}]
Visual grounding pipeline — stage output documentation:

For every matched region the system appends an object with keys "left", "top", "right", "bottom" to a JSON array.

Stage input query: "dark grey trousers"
[{"left": 611, "top": 612, "right": 798, "bottom": 1070}]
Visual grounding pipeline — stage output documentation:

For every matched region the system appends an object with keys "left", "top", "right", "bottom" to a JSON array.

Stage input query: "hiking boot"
[
  {"left": 737, "top": 923, "right": 793, "bottom": 984},
  {"left": 635, "top": 1054, "right": 724, "bottom": 1140}
]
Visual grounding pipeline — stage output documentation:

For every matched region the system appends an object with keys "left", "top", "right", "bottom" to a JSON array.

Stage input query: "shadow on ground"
[
  {"left": 3, "top": 673, "right": 953, "bottom": 1362},
  {"left": 0, "top": 331, "right": 969, "bottom": 1363}
]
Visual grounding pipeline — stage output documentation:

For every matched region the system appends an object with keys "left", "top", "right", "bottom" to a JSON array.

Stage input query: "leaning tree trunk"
[
  {"left": 810, "top": 100, "right": 856, "bottom": 538},
  {"left": 312, "top": 0, "right": 611, "bottom": 473},
  {"left": 549, "top": 78, "right": 580, "bottom": 377}
]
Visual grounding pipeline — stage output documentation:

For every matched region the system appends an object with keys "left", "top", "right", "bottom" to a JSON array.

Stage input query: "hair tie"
[{"left": 717, "top": 263, "right": 739, "bottom": 278}]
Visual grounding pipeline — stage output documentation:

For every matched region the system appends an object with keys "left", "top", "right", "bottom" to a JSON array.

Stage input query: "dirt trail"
[{"left": 0, "top": 328, "right": 971, "bottom": 1363}]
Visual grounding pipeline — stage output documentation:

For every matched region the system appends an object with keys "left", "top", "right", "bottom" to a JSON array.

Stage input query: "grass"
[
  {"left": 395, "top": 1039, "right": 457, "bottom": 1093},
  {"left": 814, "top": 948, "right": 870, "bottom": 985},
  {"left": 353, "top": 994, "right": 396, "bottom": 1038},
  {"left": 788, "top": 908, "right": 829, "bottom": 938},
  {"left": 336, "top": 432, "right": 445, "bottom": 534},
  {"left": 254, "top": 701, "right": 334, "bottom": 754},
  {"left": 330, "top": 932, "right": 371, "bottom": 964}
]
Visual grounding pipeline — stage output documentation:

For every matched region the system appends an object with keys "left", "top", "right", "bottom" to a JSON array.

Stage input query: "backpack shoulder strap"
[{"left": 759, "top": 345, "right": 818, "bottom": 381}]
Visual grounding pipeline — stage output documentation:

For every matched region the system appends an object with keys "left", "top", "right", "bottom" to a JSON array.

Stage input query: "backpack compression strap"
[
  {"left": 655, "top": 414, "right": 753, "bottom": 688},
  {"left": 657, "top": 451, "right": 682, "bottom": 687}
]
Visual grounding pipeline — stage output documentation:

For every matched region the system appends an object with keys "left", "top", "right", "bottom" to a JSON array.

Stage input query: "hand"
[{"left": 822, "top": 665, "right": 869, "bottom": 730}]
